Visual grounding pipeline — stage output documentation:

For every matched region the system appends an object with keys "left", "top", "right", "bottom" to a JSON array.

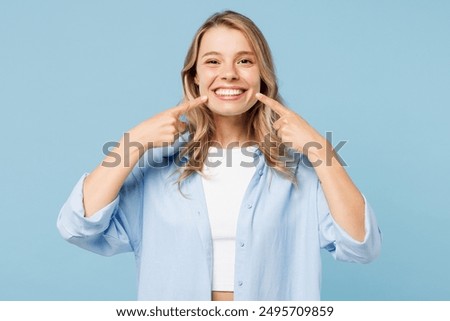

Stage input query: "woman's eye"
[
  {"left": 238, "top": 59, "right": 253, "bottom": 64},
  {"left": 206, "top": 60, "right": 219, "bottom": 64}
]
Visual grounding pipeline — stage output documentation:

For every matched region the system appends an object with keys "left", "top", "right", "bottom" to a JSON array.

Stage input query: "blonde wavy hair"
[{"left": 178, "top": 10, "right": 296, "bottom": 187}]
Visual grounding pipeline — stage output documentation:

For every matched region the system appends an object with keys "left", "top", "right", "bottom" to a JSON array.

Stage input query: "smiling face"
[{"left": 195, "top": 26, "right": 261, "bottom": 117}]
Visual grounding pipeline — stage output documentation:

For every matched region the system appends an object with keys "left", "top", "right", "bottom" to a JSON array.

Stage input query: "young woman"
[{"left": 57, "top": 11, "right": 381, "bottom": 301}]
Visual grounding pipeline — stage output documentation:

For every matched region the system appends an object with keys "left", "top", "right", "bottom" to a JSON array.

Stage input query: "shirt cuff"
[
  {"left": 57, "top": 173, "right": 120, "bottom": 239},
  {"left": 332, "top": 194, "right": 382, "bottom": 263}
]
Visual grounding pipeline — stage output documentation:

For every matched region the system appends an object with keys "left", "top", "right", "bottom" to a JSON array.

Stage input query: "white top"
[{"left": 201, "top": 145, "right": 257, "bottom": 291}]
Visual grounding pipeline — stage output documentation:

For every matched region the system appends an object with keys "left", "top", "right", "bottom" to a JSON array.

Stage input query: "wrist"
[
  {"left": 308, "top": 139, "right": 345, "bottom": 169},
  {"left": 300, "top": 136, "right": 329, "bottom": 163},
  {"left": 109, "top": 132, "right": 146, "bottom": 167}
]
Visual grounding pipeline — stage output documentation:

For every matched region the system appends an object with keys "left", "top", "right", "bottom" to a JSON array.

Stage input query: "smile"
[{"left": 214, "top": 88, "right": 245, "bottom": 97}]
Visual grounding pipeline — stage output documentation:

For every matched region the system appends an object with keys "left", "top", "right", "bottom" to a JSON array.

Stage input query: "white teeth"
[{"left": 215, "top": 88, "right": 244, "bottom": 96}]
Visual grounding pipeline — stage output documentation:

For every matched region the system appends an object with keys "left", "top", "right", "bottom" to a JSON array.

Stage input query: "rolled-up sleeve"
[
  {"left": 57, "top": 170, "right": 142, "bottom": 256},
  {"left": 317, "top": 181, "right": 382, "bottom": 263}
]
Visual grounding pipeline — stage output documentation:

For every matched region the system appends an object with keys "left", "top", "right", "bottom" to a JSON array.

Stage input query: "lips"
[{"left": 214, "top": 88, "right": 246, "bottom": 97}]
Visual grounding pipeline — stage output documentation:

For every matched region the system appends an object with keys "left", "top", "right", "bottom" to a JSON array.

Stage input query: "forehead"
[{"left": 198, "top": 26, "right": 254, "bottom": 55}]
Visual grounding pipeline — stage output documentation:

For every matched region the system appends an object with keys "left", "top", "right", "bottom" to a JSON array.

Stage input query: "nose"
[{"left": 220, "top": 63, "right": 239, "bottom": 81}]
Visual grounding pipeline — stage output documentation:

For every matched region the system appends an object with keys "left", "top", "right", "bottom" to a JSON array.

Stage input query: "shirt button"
[
  {"left": 247, "top": 203, "right": 253, "bottom": 209},
  {"left": 238, "top": 281, "right": 243, "bottom": 286},
  {"left": 258, "top": 169, "right": 264, "bottom": 176},
  {"left": 239, "top": 242, "right": 245, "bottom": 247}
]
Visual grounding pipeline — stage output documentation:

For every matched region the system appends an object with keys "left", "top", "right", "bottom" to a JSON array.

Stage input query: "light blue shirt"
[{"left": 57, "top": 140, "right": 382, "bottom": 300}]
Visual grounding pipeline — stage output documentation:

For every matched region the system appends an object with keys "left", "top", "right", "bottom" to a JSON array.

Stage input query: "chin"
[
  {"left": 207, "top": 97, "right": 257, "bottom": 117},
  {"left": 207, "top": 103, "right": 252, "bottom": 117}
]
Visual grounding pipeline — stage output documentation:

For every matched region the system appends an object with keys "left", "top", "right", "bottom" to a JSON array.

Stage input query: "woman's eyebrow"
[
  {"left": 201, "top": 51, "right": 221, "bottom": 58},
  {"left": 235, "top": 51, "right": 255, "bottom": 57},
  {"left": 201, "top": 51, "right": 255, "bottom": 58}
]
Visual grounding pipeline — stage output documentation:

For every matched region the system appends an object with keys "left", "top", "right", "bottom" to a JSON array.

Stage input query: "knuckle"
[
  {"left": 164, "top": 134, "right": 175, "bottom": 143},
  {"left": 169, "top": 126, "right": 177, "bottom": 134}
]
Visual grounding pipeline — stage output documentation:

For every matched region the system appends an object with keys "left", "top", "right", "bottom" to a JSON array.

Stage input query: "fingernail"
[
  {"left": 255, "top": 93, "right": 262, "bottom": 98},
  {"left": 200, "top": 95, "right": 207, "bottom": 101}
]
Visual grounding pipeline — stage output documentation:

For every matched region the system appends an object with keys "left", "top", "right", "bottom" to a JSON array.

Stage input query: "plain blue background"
[{"left": 1, "top": 0, "right": 449, "bottom": 300}]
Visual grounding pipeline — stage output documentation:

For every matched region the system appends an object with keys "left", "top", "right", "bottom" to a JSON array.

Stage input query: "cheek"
[
  {"left": 243, "top": 70, "right": 261, "bottom": 90},
  {"left": 196, "top": 69, "right": 216, "bottom": 89}
]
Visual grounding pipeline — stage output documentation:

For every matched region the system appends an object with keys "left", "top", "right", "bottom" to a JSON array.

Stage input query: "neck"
[{"left": 212, "top": 114, "right": 252, "bottom": 148}]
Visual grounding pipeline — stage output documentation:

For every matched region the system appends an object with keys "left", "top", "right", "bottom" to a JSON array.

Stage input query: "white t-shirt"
[{"left": 201, "top": 146, "right": 257, "bottom": 291}]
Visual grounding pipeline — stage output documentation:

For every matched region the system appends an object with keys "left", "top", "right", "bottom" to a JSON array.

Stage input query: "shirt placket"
[{"left": 233, "top": 149, "right": 265, "bottom": 300}]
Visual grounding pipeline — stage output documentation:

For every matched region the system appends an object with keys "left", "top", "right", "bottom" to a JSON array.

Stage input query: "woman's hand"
[
  {"left": 129, "top": 95, "right": 207, "bottom": 150},
  {"left": 255, "top": 93, "right": 327, "bottom": 162},
  {"left": 83, "top": 96, "right": 207, "bottom": 217},
  {"left": 256, "top": 93, "right": 366, "bottom": 241}
]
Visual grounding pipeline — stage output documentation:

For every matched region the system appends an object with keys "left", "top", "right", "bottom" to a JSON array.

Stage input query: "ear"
[{"left": 194, "top": 75, "right": 199, "bottom": 85}]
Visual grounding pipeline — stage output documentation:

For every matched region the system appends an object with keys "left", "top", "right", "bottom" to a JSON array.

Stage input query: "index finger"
[
  {"left": 171, "top": 95, "right": 208, "bottom": 116},
  {"left": 255, "top": 93, "right": 289, "bottom": 116}
]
